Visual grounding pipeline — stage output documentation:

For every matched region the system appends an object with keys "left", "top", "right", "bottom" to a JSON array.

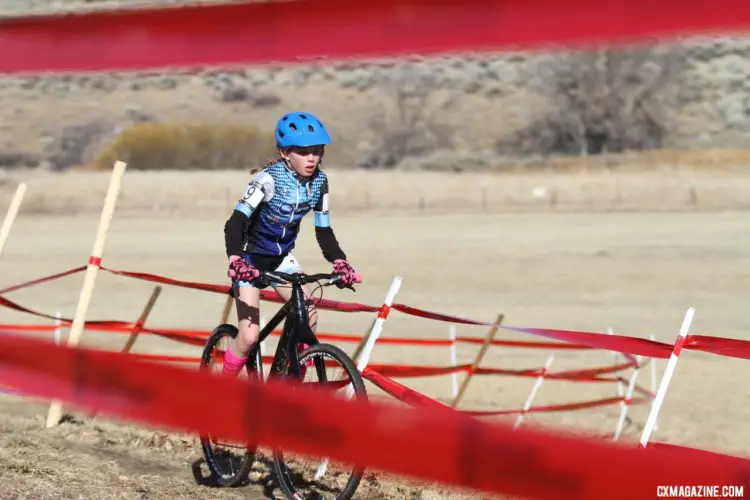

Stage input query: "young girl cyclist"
[{"left": 221, "top": 111, "right": 362, "bottom": 378}]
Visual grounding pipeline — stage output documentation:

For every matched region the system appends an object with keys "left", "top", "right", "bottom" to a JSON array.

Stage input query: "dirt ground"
[{"left": 1, "top": 204, "right": 749, "bottom": 498}]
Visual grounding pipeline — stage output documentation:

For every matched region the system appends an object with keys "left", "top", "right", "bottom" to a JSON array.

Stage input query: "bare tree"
[
  {"left": 501, "top": 42, "right": 688, "bottom": 157},
  {"left": 359, "top": 65, "right": 459, "bottom": 169}
]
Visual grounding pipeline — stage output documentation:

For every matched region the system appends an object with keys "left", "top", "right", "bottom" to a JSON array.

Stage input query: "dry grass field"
[
  {"left": 1, "top": 168, "right": 750, "bottom": 498},
  {"left": 4, "top": 154, "right": 750, "bottom": 216}
]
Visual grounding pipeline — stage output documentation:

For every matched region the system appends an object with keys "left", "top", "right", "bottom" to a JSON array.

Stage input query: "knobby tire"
[
  {"left": 199, "top": 323, "right": 262, "bottom": 487},
  {"left": 272, "top": 342, "right": 368, "bottom": 500}
]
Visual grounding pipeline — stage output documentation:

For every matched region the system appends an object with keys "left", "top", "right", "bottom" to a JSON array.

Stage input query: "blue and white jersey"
[{"left": 234, "top": 160, "right": 330, "bottom": 256}]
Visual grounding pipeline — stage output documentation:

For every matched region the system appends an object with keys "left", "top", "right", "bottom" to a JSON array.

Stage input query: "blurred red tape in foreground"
[
  {"left": 2, "top": 0, "right": 750, "bottom": 73},
  {"left": 0, "top": 332, "right": 747, "bottom": 500}
]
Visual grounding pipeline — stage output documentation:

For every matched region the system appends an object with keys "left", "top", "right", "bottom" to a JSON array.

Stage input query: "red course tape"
[
  {"left": 3, "top": 2, "right": 750, "bottom": 495},
  {"left": 5, "top": 265, "right": 750, "bottom": 361},
  {"left": 0, "top": 332, "right": 747, "bottom": 500}
]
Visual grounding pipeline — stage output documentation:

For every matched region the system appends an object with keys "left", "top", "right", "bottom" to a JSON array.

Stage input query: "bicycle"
[{"left": 198, "top": 269, "right": 368, "bottom": 499}]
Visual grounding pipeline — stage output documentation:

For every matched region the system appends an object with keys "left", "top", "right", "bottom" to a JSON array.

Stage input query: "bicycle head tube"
[{"left": 291, "top": 281, "right": 307, "bottom": 324}]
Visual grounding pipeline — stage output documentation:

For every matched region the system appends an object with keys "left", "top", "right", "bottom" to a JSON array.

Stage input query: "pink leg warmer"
[{"left": 222, "top": 345, "right": 248, "bottom": 378}]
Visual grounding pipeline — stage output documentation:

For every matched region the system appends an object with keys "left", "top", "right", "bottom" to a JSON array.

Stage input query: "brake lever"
[
  {"left": 336, "top": 281, "right": 356, "bottom": 292},
  {"left": 258, "top": 273, "right": 277, "bottom": 288},
  {"left": 327, "top": 273, "right": 356, "bottom": 292}
]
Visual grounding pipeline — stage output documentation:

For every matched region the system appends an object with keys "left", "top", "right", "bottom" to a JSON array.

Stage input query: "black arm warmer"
[
  {"left": 315, "top": 226, "right": 347, "bottom": 263},
  {"left": 224, "top": 210, "right": 247, "bottom": 257}
]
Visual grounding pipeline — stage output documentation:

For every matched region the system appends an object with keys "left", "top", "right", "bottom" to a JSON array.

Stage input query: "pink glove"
[
  {"left": 332, "top": 259, "right": 362, "bottom": 286},
  {"left": 228, "top": 255, "right": 260, "bottom": 283}
]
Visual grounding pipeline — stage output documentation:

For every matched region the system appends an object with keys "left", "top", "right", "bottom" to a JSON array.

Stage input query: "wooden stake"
[
  {"left": 121, "top": 285, "right": 162, "bottom": 354},
  {"left": 220, "top": 293, "right": 233, "bottom": 324},
  {"left": 0, "top": 182, "right": 27, "bottom": 260},
  {"left": 451, "top": 313, "right": 503, "bottom": 409},
  {"left": 45, "top": 161, "right": 127, "bottom": 429},
  {"left": 75, "top": 285, "right": 163, "bottom": 421}
]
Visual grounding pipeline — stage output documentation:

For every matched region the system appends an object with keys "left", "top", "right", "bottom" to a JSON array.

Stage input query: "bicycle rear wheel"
[
  {"left": 199, "top": 323, "right": 263, "bottom": 487},
  {"left": 272, "top": 343, "right": 368, "bottom": 500}
]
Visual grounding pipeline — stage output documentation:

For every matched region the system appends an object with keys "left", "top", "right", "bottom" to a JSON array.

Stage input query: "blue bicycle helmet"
[{"left": 274, "top": 111, "right": 331, "bottom": 149}]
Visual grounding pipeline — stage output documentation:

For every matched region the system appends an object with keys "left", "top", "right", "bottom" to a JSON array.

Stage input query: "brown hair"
[{"left": 249, "top": 155, "right": 283, "bottom": 176}]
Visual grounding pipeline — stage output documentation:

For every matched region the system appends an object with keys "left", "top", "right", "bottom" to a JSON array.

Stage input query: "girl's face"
[{"left": 281, "top": 145, "right": 324, "bottom": 178}]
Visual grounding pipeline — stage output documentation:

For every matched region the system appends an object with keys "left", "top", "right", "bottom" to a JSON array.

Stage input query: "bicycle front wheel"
[
  {"left": 199, "top": 323, "right": 261, "bottom": 487},
  {"left": 272, "top": 343, "right": 368, "bottom": 500}
]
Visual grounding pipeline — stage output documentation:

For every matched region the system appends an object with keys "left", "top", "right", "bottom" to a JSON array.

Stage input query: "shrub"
[
  {"left": 93, "top": 122, "right": 278, "bottom": 170},
  {"left": 46, "top": 119, "right": 115, "bottom": 170},
  {"left": 499, "top": 42, "right": 688, "bottom": 157}
]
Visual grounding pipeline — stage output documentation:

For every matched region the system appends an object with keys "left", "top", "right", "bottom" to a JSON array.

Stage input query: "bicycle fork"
[{"left": 272, "top": 283, "right": 319, "bottom": 379}]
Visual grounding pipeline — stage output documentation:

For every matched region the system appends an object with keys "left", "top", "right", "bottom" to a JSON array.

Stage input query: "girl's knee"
[
  {"left": 243, "top": 333, "right": 259, "bottom": 349},
  {"left": 239, "top": 318, "right": 260, "bottom": 344}
]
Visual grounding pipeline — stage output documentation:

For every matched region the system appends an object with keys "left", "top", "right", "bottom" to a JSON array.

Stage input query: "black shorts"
[{"left": 242, "top": 252, "right": 287, "bottom": 273}]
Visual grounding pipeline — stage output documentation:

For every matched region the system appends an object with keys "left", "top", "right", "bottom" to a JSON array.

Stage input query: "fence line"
[{"left": 3, "top": 175, "right": 750, "bottom": 216}]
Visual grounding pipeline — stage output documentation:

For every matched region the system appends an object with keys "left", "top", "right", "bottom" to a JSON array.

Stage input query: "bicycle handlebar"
[{"left": 260, "top": 270, "right": 356, "bottom": 291}]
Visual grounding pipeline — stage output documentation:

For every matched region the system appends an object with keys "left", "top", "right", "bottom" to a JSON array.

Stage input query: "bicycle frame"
[
  {"left": 205, "top": 270, "right": 359, "bottom": 496},
  {"left": 247, "top": 279, "right": 321, "bottom": 379}
]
